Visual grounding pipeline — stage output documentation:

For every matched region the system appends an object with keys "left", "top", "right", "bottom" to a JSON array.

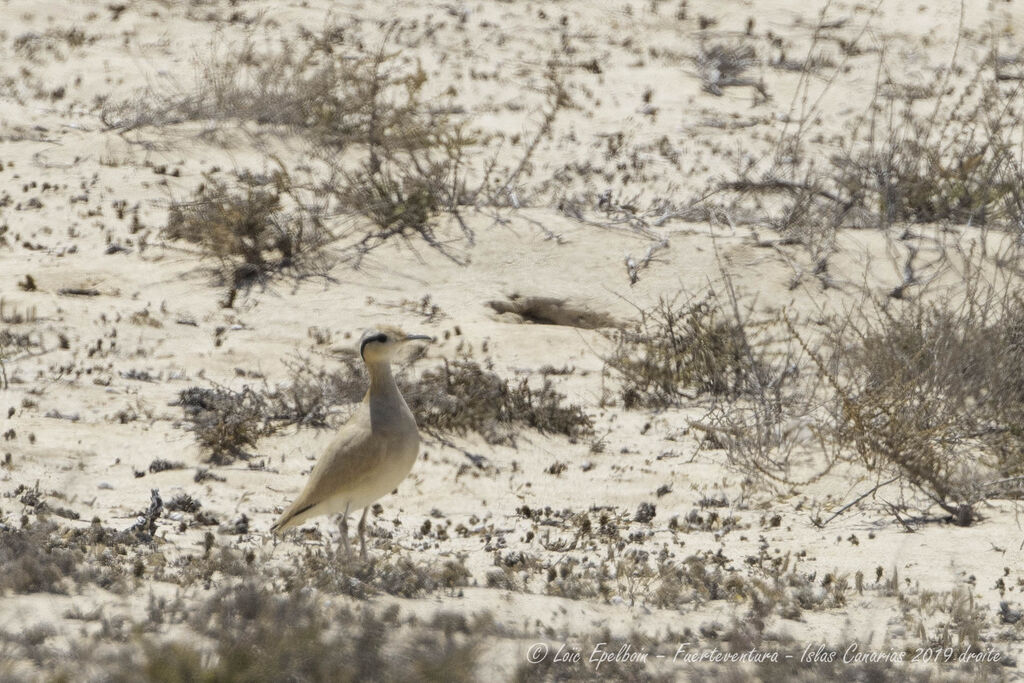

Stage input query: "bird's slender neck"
[
  {"left": 365, "top": 358, "right": 398, "bottom": 397},
  {"left": 365, "top": 358, "right": 414, "bottom": 433}
]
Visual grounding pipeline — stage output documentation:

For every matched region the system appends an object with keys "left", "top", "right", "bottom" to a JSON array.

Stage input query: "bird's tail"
[{"left": 270, "top": 501, "right": 315, "bottom": 535}]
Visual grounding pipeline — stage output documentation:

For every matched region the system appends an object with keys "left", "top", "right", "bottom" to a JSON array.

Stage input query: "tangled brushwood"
[{"left": 606, "top": 290, "right": 760, "bottom": 408}]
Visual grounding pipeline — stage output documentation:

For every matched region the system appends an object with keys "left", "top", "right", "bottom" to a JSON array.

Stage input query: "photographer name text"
[{"left": 525, "top": 641, "right": 1003, "bottom": 671}]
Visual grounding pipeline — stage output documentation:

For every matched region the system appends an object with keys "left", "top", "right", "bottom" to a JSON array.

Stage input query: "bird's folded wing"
[
  {"left": 272, "top": 412, "right": 385, "bottom": 531},
  {"left": 301, "top": 419, "right": 388, "bottom": 503}
]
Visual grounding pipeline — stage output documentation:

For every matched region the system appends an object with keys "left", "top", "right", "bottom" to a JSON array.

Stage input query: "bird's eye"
[{"left": 379, "top": 334, "right": 389, "bottom": 343}]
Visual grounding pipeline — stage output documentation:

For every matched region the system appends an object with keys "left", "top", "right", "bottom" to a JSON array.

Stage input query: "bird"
[{"left": 270, "top": 326, "right": 432, "bottom": 558}]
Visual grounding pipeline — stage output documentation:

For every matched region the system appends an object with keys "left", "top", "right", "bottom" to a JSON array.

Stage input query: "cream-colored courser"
[{"left": 270, "top": 327, "right": 431, "bottom": 557}]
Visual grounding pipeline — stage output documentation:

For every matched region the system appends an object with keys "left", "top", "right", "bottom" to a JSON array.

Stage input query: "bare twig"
[
  {"left": 813, "top": 476, "right": 900, "bottom": 527},
  {"left": 625, "top": 239, "right": 669, "bottom": 285}
]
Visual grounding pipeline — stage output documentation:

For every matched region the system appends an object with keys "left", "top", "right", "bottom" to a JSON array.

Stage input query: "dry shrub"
[
  {"left": 101, "top": 27, "right": 399, "bottom": 137},
  {"left": 270, "top": 356, "right": 593, "bottom": 443},
  {"left": 721, "top": 173, "right": 850, "bottom": 275},
  {"left": 334, "top": 151, "right": 475, "bottom": 265},
  {"left": 405, "top": 360, "right": 593, "bottom": 445},
  {"left": 649, "top": 262, "right": 1024, "bottom": 522},
  {"left": 701, "top": 308, "right": 832, "bottom": 489},
  {"left": 341, "top": 164, "right": 439, "bottom": 237},
  {"left": 0, "top": 518, "right": 146, "bottom": 595},
  {"left": 689, "top": 262, "right": 1024, "bottom": 520},
  {"left": 608, "top": 285, "right": 831, "bottom": 489},
  {"left": 834, "top": 75, "right": 1024, "bottom": 228},
  {"left": 291, "top": 33, "right": 480, "bottom": 261},
  {"left": 322, "top": 88, "right": 478, "bottom": 263},
  {"left": 606, "top": 290, "right": 760, "bottom": 408},
  {"left": 112, "top": 25, "right": 478, "bottom": 267},
  {"left": 715, "top": 37, "right": 1024, "bottom": 300},
  {"left": 823, "top": 276, "right": 1024, "bottom": 523},
  {"left": 0, "top": 519, "right": 80, "bottom": 594},
  {"left": 729, "top": 57, "right": 1024, "bottom": 242},
  {"left": 174, "top": 386, "right": 274, "bottom": 463},
  {"left": 264, "top": 355, "right": 366, "bottom": 428},
  {"left": 164, "top": 173, "right": 331, "bottom": 287},
  {"left": 176, "top": 357, "right": 591, "bottom": 460},
  {"left": 108, "top": 24, "right": 577, "bottom": 274}
]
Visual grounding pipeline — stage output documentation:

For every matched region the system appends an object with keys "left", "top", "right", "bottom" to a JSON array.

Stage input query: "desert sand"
[{"left": 2, "top": 0, "right": 1024, "bottom": 680}]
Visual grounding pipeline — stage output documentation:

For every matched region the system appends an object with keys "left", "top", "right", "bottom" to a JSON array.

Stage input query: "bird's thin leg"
[
  {"left": 358, "top": 508, "right": 369, "bottom": 559},
  {"left": 338, "top": 504, "right": 351, "bottom": 558}
]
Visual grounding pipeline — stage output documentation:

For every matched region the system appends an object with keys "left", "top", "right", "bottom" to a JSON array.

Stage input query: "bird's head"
[{"left": 359, "top": 326, "right": 433, "bottom": 363}]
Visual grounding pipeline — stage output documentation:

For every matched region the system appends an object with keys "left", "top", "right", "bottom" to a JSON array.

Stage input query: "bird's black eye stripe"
[{"left": 359, "top": 333, "right": 389, "bottom": 358}]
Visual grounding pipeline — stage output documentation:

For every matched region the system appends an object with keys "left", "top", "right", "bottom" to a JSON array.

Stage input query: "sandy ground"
[{"left": 2, "top": 0, "right": 1024, "bottom": 680}]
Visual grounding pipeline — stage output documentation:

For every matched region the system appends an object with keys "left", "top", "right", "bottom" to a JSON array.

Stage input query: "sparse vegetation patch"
[
  {"left": 0, "top": 517, "right": 147, "bottom": 595},
  {"left": 174, "top": 385, "right": 275, "bottom": 463},
  {"left": 176, "top": 357, "right": 592, "bottom": 460},
  {"left": 164, "top": 173, "right": 331, "bottom": 288},
  {"left": 822, "top": 279, "right": 1024, "bottom": 524},
  {"left": 606, "top": 289, "right": 760, "bottom": 407}
]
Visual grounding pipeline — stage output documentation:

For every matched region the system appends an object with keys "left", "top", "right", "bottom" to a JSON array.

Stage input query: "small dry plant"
[
  {"left": 605, "top": 287, "right": 761, "bottom": 407},
  {"left": 404, "top": 359, "right": 593, "bottom": 445},
  {"left": 174, "top": 385, "right": 275, "bottom": 464},
  {"left": 164, "top": 172, "right": 331, "bottom": 288}
]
